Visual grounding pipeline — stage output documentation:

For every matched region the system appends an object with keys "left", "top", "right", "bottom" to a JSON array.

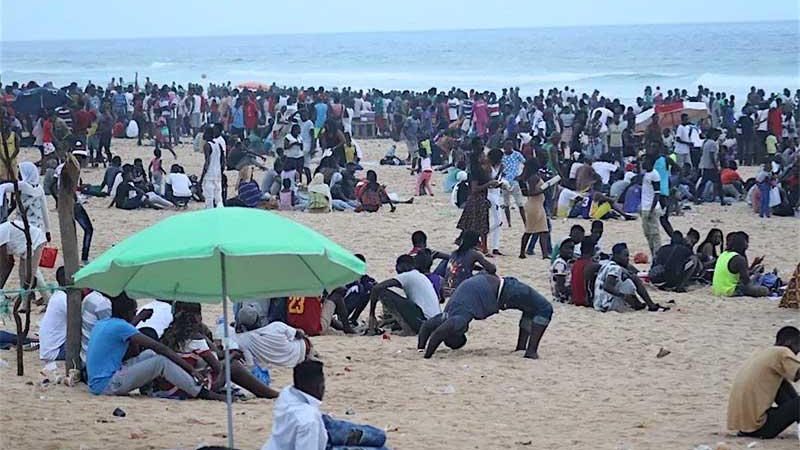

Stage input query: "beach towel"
[{"left": 779, "top": 263, "right": 799, "bottom": 309}]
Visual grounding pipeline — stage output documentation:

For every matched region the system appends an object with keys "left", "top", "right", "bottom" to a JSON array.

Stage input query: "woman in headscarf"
[
  {"left": 1, "top": 161, "right": 53, "bottom": 302},
  {"left": 306, "top": 173, "right": 332, "bottom": 213}
]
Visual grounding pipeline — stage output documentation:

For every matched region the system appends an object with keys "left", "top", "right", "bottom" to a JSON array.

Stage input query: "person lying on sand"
[
  {"left": 233, "top": 308, "right": 313, "bottom": 369},
  {"left": 727, "top": 326, "right": 800, "bottom": 439},
  {"left": 85, "top": 293, "right": 225, "bottom": 400},
  {"left": 418, "top": 273, "right": 553, "bottom": 359}
]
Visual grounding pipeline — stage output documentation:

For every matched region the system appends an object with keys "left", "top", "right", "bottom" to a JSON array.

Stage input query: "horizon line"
[{"left": 2, "top": 18, "right": 796, "bottom": 44}]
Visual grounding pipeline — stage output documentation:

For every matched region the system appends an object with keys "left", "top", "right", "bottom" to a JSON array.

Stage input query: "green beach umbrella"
[{"left": 74, "top": 207, "right": 365, "bottom": 448}]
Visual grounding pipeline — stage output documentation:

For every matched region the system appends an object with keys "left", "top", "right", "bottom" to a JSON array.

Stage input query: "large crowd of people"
[{"left": 1, "top": 76, "right": 799, "bottom": 448}]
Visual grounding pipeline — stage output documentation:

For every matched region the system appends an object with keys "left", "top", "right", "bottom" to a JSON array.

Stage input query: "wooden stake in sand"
[{"left": 56, "top": 154, "right": 82, "bottom": 375}]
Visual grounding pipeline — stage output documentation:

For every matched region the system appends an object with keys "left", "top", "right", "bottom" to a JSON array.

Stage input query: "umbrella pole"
[{"left": 220, "top": 253, "right": 234, "bottom": 449}]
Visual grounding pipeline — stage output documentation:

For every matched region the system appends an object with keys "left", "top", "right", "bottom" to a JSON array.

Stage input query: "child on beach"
[
  {"left": 148, "top": 148, "right": 165, "bottom": 195},
  {"left": 415, "top": 147, "right": 434, "bottom": 196},
  {"left": 279, "top": 178, "right": 296, "bottom": 210},
  {"left": 755, "top": 163, "right": 774, "bottom": 218}
]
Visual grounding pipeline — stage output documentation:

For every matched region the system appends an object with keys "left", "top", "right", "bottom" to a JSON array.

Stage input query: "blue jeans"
[
  {"left": 0, "top": 330, "right": 34, "bottom": 349},
  {"left": 759, "top": 183, "right": 771, "bottom": 217},
  {"left": 526, "top": 217, "right": 552, "bottom": 255},
  {"left": 323, "top": 414, "right": 388, "bottom": 449}
]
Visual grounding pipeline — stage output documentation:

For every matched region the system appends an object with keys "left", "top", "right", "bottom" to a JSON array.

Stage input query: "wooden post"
[
  {"left": 57, "top": 154, "right": 82, "bottom": 374},
  {"left": 0, "top": 110, "right": 33, "bottom": 376}
]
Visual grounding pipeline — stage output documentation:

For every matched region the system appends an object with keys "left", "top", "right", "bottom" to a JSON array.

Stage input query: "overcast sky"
[{"left": 1, "top": 0, "right": 797, "bottom": 41}]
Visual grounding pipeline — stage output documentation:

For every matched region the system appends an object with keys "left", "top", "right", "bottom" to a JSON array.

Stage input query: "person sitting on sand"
[
  {"left": 550, "top": 238, "right": 575, "bottom": 303},
  {"left": 696, "top": 227, "right": 724, "bottom": 268},
  {"left": 443, "top": 231, "right": 496, "bottom": 298},
  {"left": 408, "top": 230, "right": 450, "bottom": 276},
  {"left": 165, "top": 164, "right": 193, "bottom": 207},
  {"left": 306, "top": 173, "right": 333, "bottom": 213},
  {"left": 727, "top": 326, "right": 800, "bottom": 439},
  {"left": 263, "top": 360, "right": 389, "bottom": 450},
  {"left": 550, "top": 224, "right": 585, "bottom": 262},
  {"left": 338, "top": 254, "right": 376, "bottom": 326},
  {"left": 649, "top": 231, "right": 701, "bottom": 292},
  {"left": 414, "top": 249, "right": 444, "bottom": 303},
  {"left": 571, "top": 239, "right": 598, "bottom": 307},
  {"left": 712, "top": 231, "right": 770, "bottom": 298},
  {"left": 418, "top": 273, "right": 552, "bottom": 359},
  {"left": 159, "top": 302, "right": 278, "bottom": 399},
  {"left": 594, "top": 243, "right": 669, "bottom": 312},
  {"left": 80, "top": 290, "right": 112, "bottom": 365},
  {"left": 356, "top": 170, "right": 396, "bottom": 213},
  {"left": 38, "top": 267, "right": 69, "bottom": 366},
  {"left": 85, "top": 293, "right": 225, "bottom": 400},
  {"left": 366, "top": 255, "right": 440, "bottom": 336}
]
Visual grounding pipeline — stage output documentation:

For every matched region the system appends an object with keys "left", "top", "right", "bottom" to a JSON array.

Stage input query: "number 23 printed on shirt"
[{"left": 288, "top": 297, "right": 305, "bottom": 314}]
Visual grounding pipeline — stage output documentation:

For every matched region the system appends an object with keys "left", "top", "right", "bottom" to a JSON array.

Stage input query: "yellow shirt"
[
  {"left": 765, "top": 135, "right": 778, "bottom": 155},
  {"left": 727, "top": 346, "right": 800, "bottom": 432}
]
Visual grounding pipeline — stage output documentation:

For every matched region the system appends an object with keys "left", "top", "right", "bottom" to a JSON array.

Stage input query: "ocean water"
[{"left": 1, "top": 21, "right": 798, "bottom": 100}]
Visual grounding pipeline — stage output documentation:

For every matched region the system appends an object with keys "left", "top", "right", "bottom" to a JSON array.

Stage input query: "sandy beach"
[{"left": 1, "top": 137, "right": 798, "bottom": 450}]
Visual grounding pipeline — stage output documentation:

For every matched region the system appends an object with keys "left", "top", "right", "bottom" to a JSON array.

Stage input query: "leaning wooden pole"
[
  {"left": 57, "top": 154, "right": 82, "bottom": 375},
  {"left": 0, "top": 113, "right": 33, "bottom": 376}
]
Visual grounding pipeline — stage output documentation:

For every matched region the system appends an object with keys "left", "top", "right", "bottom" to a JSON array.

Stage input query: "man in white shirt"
[
  {"left": 447, "top": 95, "right": 460, "bottom": 122},
  {"left": 591, "top": 158, "right": 619, "bottom": 189},
  {"left": 39, "top": 267, "right": 68, "bottom": 364},
  {"left": 263, "top": 360, "right": 388, "bottom": 450},
  {"left": 366, "top": 254, "right": 440, "bottom": 336},
  {"left": 639, "top": 158, "right": 662, "bottom": 258},
  {"left": 136, "top": 299, "right": 174, "bottom": 338},
  {"left": 674, "top": 113, "right": 693, "bottom": 168}
]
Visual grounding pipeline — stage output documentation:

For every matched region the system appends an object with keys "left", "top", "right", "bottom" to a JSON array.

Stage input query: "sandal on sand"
[{"left": 648, "top": 304, "right": 671, "bottom": 312}]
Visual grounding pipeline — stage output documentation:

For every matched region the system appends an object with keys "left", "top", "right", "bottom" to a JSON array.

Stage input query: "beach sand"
[{"left": 1, "top": 137, "right": 798, "bottom": 450}]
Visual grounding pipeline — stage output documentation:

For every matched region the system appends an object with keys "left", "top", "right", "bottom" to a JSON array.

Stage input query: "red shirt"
[
  {"left": 720, "top": 168, "right": 741, "bottom": 185},
  {"left": 42, "top": 119, "right": 53, "bottom": 143},
  {"left": 570, "top": 258, "right": 592, "bottom": 307},
  {"left": 73, "top": 110, "right": 96, "bottom": 135},
  {"left": 243, "top": 99, "right": 258, "bottom": 129},
  {"left": 287, "top": 296, "right": 323, "bottom": 336},
  {"left": 768, "top": 108, "right": 782, "bottom": 137}
]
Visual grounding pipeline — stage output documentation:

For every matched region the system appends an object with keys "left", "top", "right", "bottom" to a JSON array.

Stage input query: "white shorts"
[{"left": 503, "top": 181, "right": 525, "bottom": 207}]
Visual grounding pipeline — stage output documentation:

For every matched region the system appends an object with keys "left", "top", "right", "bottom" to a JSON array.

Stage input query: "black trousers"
[
  {"left": 378, "top": 289, "right": 425, "bottom": 334},
  {"left": 741, "top": 380, "right": 800, "bottom": 439},
  {"left": 74, "top": 203, "right": 93, "bottom": 262},
  {"left": 699, "top": 168, "right": 724, "bottom": 204}
]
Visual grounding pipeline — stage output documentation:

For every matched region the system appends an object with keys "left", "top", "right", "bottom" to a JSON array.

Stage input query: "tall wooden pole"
[{"left": 57, "top": 154, "right": 82, "bottom": 374}]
